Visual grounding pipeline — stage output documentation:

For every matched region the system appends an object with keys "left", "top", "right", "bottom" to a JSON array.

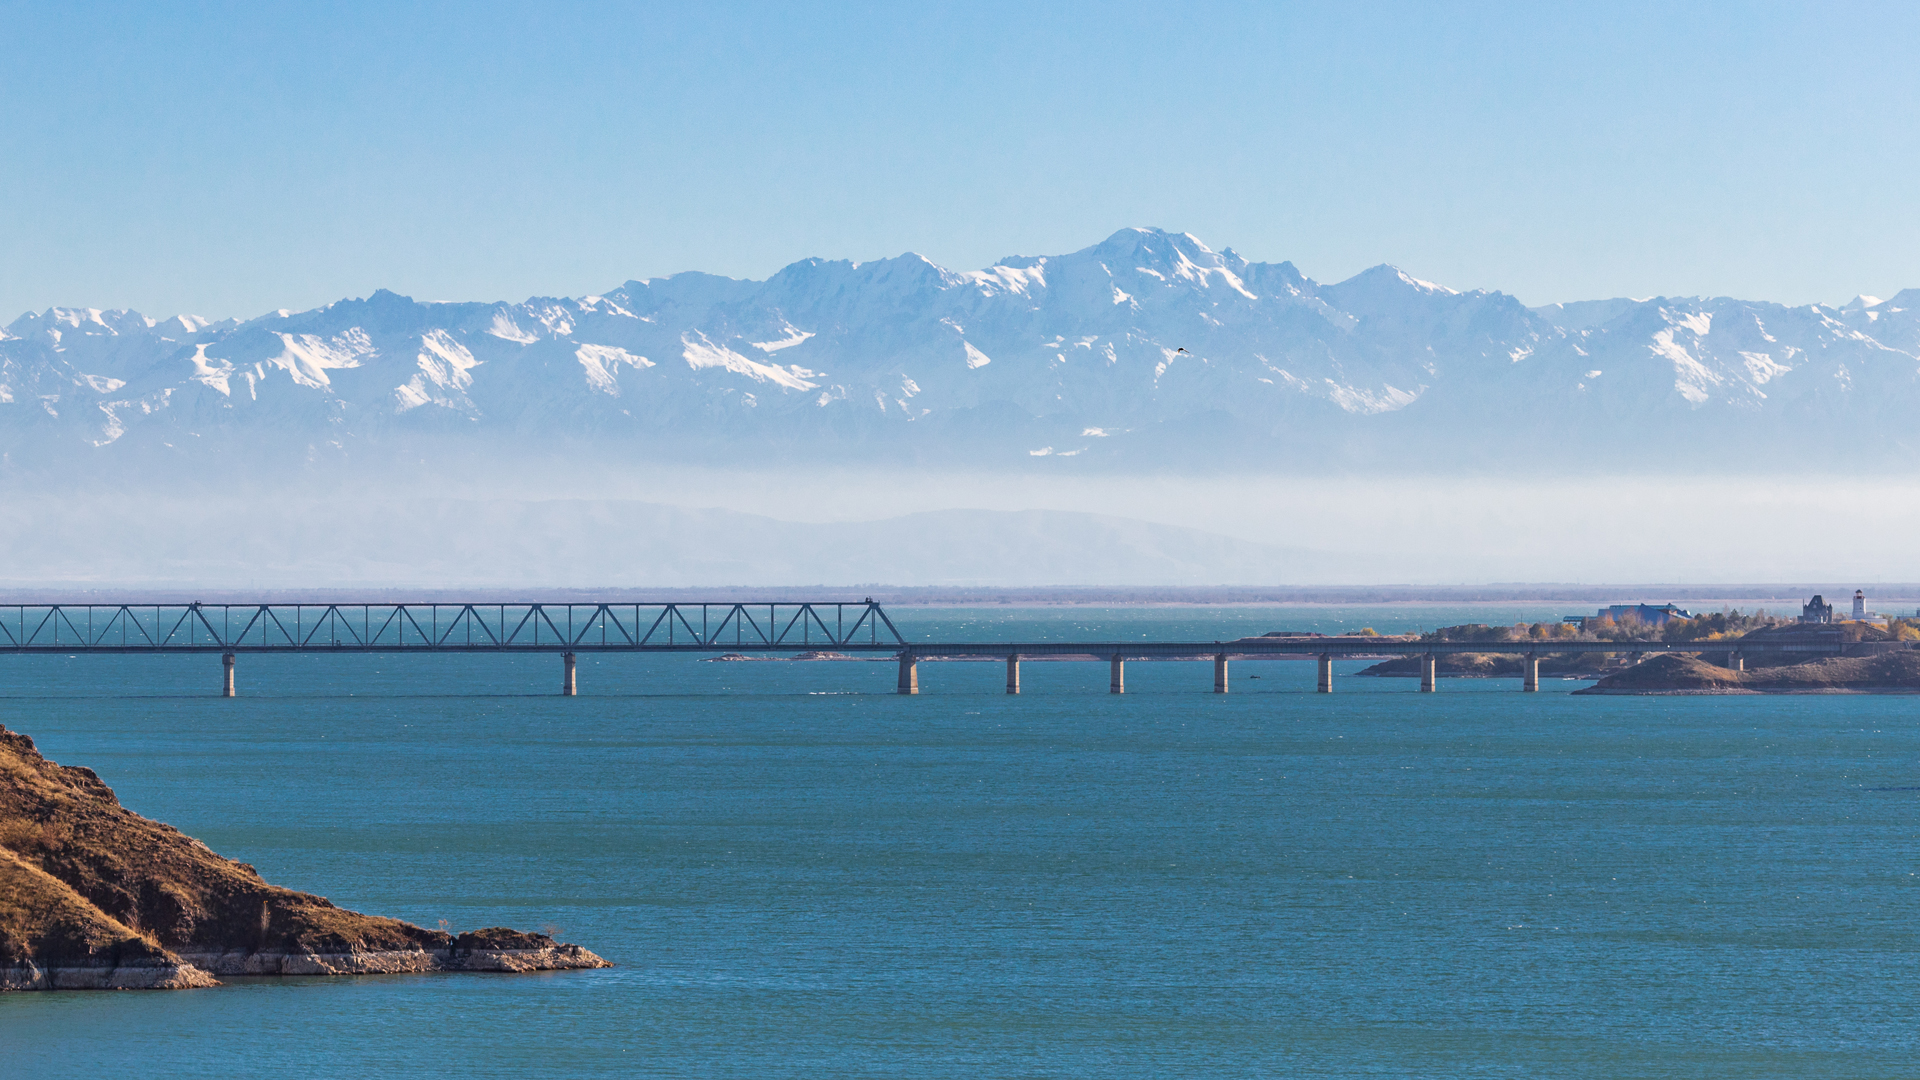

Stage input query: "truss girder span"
[{"left": 0, "top": 602, "right": 907, "bottom": 652}]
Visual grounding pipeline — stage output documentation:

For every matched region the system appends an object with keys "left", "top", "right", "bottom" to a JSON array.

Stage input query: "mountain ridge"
[{"left": 6, "top": 227, "right": 1918, "bottom": 473}]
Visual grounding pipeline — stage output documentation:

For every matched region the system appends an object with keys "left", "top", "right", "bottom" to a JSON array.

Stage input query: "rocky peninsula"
[
  {"left": 1575, "top": 651, "right": 1920, "bottom": 694},
  {"left": 0, "top": 724, "right": 609, "bottom": 990},
  {"left": 1354, "top": 612, "right": 1920, "bottom": 692}
]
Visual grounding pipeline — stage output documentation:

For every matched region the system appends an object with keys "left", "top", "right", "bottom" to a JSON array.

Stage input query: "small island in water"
[{"left": 0, "top": 725, "right": 609, "bottom": 990}]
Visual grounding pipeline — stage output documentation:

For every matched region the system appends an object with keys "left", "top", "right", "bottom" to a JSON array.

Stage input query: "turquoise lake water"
[{"left": 3, "top": 605, "right": 1918, "bottom": 1078}]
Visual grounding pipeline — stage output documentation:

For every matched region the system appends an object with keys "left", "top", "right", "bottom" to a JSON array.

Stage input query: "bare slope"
[{"left": 0, "top": 724, "right": 608, "bottom": 990}]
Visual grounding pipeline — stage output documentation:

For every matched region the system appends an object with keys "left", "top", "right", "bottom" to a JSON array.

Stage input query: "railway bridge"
[{"left": 0, "top": 600, "right": 1890, "bottom": 696}]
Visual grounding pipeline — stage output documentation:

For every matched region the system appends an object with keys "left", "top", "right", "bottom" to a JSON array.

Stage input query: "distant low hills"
[{"left": 0, "top": 498, "right": 1353, "bottom": 588}]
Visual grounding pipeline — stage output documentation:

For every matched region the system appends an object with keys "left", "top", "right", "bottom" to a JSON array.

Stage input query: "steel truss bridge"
[
  {"left": 0, "top": 600, "right": 1898, "bottom": 695},
  {"left": 0, "top": 601, "right": 907, "bottom": 653},
  {"left": 0, "top": 600, "right": 1877, "bottom": 657}
]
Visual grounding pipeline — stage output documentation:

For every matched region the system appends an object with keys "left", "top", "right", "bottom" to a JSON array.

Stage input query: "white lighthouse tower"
[{"left": 1853, "top": 590, "right": 1866, "bottom": 619}]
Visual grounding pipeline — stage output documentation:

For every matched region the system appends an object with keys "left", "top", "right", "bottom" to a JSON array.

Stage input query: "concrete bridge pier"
[
  {"left": 1316, "top": 653, "right": 1333, "bottom": 693},
  {"left": 562, "top": 652, "right": 577, "bottom": 696},
  {"left": 1731, "top": 652, "right": 1745, "bottom": 672},
  {"left": 1110, "top": 654, "right": 1125, "bottom": 694},
  {"left": 1213, "top": 653, "right": 1228, "bottom": 694},
  {"left": 897, "top": 653, "right": 918, "bottom": 695},
  {"left": 1523, "top": 653, "right": 1539, "bottom": 692},
  {"left": 221, "top": 652, "right": 235, "bottom": 698},
  {"left": 1419, "top": 653, "right": 1437, "bottom": 693},
  {"left": 1006, "top": 654, "right": 1020, "bottom": 694}
]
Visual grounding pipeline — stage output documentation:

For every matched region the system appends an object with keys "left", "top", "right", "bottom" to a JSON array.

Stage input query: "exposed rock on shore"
[
  {"left": 0, "top": 724, "right": 609, "bottom": 990},
  {"left": 1356, "top": 653, "right": 1609, "bottom": 678},
  {"left": 1574, "top": 652, "right": 1920, "bottom": 695}
]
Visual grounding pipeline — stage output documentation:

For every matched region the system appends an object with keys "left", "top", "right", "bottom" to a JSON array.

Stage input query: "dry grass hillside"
[{"left": 0, "top": 724, "right": 607, "bottom": 990}]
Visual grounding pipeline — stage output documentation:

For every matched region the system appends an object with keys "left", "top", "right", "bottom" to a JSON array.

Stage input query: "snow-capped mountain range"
[{"left": 6, "top": 227, "right": 1918, "bottom": 473}]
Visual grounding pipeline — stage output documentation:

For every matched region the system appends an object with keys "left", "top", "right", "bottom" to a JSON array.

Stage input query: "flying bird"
[{"left": 1175, "top": 347, "right": 1188, "bottom": 353}]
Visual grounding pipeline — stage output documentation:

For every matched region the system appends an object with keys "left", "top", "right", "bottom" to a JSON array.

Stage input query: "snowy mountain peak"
[
  {"left": 1344, "top": 264, "right": 1459, "bottom": 295},
  {"left": 1069, "top": 228, "right": 1260, "bottom": 300},
  {"left": 1315, "top": 264, "right": 1476, "bottom": 320}
]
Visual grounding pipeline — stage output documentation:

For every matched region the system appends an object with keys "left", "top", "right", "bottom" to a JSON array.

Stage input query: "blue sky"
[{"left": 3, "top": 1, "right": 1916, "bottom": 318}]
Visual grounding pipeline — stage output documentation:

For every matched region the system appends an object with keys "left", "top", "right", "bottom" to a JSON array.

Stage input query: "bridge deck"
[{"left": 0, "top": 601, "right": 1880, "bottom": 656}]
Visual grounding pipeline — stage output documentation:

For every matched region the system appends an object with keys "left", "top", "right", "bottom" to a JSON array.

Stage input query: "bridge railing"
[{"left": 0, "top": 602, "right": 905, "bottom": 651}]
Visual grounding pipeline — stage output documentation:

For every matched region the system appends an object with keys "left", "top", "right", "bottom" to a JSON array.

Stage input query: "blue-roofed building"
[{"left": 1562, "top": 603, "right": 1695, "bottom": 629}]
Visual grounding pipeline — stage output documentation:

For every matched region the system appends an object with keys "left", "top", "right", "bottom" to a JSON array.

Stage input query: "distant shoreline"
[{"left": 1, "top": 585, "right": 1913, "bottom": 607}]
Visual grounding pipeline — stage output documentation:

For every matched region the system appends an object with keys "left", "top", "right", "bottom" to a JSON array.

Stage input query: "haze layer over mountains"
[{"left": 5, "top": 228, "right": 1916, "bottom": 586}]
